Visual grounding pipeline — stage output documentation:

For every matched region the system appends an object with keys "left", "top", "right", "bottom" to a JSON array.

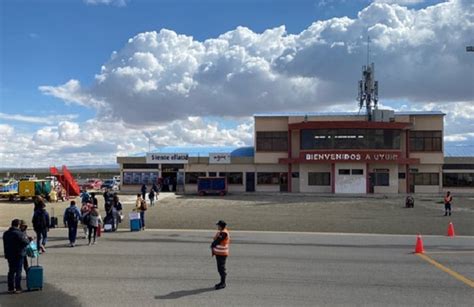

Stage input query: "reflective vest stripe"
[{"left": 213, "top": 229, "right": 230, "bottom": 256}]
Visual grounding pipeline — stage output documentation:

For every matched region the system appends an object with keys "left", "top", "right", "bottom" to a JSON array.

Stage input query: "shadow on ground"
[
  {"left": 0, "top": 275, "right": 82, "bottom": 307},
  {"left": 155, "top": 287, "right": 215, "bottom": 299}
]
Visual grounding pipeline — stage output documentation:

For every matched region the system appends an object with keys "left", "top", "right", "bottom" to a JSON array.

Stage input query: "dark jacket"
[
  {"left": 3, "top": 227, "right": 29, "bottom": 260},
  {"left": 32, "top": 209, "right": 50, "bottom": 231}
]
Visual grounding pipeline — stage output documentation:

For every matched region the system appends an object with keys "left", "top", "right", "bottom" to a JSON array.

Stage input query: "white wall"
[{"left": 335, "top": 163, "right": 366, "bottom": 194}]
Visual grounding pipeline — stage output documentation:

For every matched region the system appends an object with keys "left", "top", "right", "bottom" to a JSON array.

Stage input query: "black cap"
[{"left": 216, "top": 220, "right": 227, "bottom": 228}]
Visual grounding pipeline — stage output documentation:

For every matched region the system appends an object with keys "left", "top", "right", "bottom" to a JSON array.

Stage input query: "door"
[
  {"left": 245, "top": 172, "right": 255, "bottom": 192},
  {"left": 280, "top": 173, "right": 288, "bottom": 192}
]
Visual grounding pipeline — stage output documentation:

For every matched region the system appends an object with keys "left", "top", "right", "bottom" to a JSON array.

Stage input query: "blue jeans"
[
  {"left": 7, "top": 256, "right": 24, "bottom": 291},
  {"left": 140, "top": 211, "right": 145, "bottom": 228},
  {"left": 36, "top": 229, "right": 48, "bottom": 248},
  {"left": 68, "top": 223, "right": 78, "bottom": 243}
]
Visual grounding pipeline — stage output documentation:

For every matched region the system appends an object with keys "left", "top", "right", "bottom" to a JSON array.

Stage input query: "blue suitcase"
[
  {"left": 130, "top": 219, "right": 141, "bottom": 232},
  {"left": 27, "top": 259, "right": 43, "bottom": 291}
]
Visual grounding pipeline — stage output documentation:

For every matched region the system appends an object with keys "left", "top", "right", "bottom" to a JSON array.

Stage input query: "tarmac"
[
  {"left": 1, "top": 193, "right": 473, "bottom": 235},
  {"left": 0, "top": 229, "right": 473, "bottom": 306}
]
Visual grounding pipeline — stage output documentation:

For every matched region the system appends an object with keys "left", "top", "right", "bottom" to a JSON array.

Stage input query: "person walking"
[
  {"left": 32, "top": 202, "right": 49, "bottom": 253},
  {"left": 81, "top": 201, "right": 93, "bottom": 239},
  {"left": 87, "top": 205, "right": 102, "bottom": 246},
  {"left": 210, "top": 220, "right": 230, "bottom": 290},
  {"left": 444, "top": 191, "right": 453, "bottom": 216},
  {"left": 152, "top": 183, "right": 159, "bottom": 200},
  {"left": 90, "top": 192, "right": 98, "bottom": 207},
  {"left": 64, "top": 201, "right": 82, "bottom": 247},
  {"left": 80, "top": 189, "right": 90, "bottom": 205},
  {"left": 3, "top": 219, "right": 30, "bottom": 294},
  {"left": 135, "top": 194, "right": 147, "bottom": 230},
  {"left": 141, "top": 184, "right": 147, "bottom": 200},
  {"left": 149, "top": 189, "right": 155, "bottom": 207},
  {"left": 19, "top": 220, "right": 33, "bottom": 275}
]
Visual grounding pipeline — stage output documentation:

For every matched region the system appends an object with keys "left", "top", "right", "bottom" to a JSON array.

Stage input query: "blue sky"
[{"left": 1, "top": 0, "right": 472, "bottom": 167}]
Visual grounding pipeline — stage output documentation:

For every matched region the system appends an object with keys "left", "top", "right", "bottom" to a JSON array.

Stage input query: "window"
[
  {"left": 373, "top": 170, "right": 389, "bottom": 186},
  {"left": 208, "top": 172, "right": 217, "bottom": 177},
  {"left": 185, "top": 172, "right": 206, "bottom": 184},
  {"left": 413, "top": 173, "right": 439, "bottom": 185},
  {"left": 292, "top": 172, "right": 300, "bottom": 178},
  {"left": 123, "top": 172, "right": 158, "bottom": 185},
  {"left": 352, "top": 169, "right": 364, "bottom": 175},
  {"left": 410, "top": 131, "right": 442, "bottom": 152},
  {"left": 338, "top": 169, "right": 350, "bottom": 175},
  {"left": 219, "top": 172, "right": 243, "bottom": 184},
  {"left": 308, "top": 172, "right": 331, "bottom": 186},
  {"left": 256, "top": 131, "right": 288, "bottom": 152},
  {"left": 443, "top": 173, "right": 474, "bottom": 187},
  {"left": 301, "top": 129, "right": 400, "bottom": 150},
  {"left": 398, "top": 172, "right": 406, "bottom": 179},
  {"left": 443, "top": 164, "right": 474, "bottom": 170},
  {"left": 257, "top": 172, "right": 280, "bottom": 185}
]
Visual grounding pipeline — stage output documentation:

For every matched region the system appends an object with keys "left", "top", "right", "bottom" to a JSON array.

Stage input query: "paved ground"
[
  {"left": 0, "top": 230, "right": 473, "bottom": 306},
  {"left": 1, "top": 193, "right": 473, "bottom": 235}
]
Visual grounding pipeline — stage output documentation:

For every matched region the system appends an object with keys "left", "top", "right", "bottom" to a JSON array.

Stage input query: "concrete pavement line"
[
  {"left": 417, "top": 253, "right": 474, "bottom": 288},
  {"left": 141, "top": 229, "right": 474, "bottom": 238}
]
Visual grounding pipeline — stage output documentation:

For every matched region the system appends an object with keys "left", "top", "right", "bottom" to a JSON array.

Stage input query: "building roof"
[
  {"left": 444, "top": 145, "right": 474, "bottom": 158},
  {"left": 131, "top": 146, "right": 255, "bottom": 158},
  {"left": 253, "top": 111, "right": 445, "bottom": 117}
]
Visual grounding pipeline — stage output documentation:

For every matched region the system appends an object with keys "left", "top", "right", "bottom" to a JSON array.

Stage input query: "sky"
[{"left": 0, "top": 0, "right": 473, "bottom": 167}]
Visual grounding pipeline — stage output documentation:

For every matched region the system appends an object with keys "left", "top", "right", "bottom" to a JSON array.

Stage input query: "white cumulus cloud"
[
  {"left": 41, "top": 0, "right": 473, "bottom": 127},
  {"left": 84, "top": 0, "right": 127, "bottom": 7}
]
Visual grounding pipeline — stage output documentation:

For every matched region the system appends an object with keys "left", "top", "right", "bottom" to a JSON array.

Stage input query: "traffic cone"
[
  {"left": 447, "top": 222, "right": 455, "bottom": 237},
  {"left": 414, "top": 234, "right": 424, "bottom": 254}
]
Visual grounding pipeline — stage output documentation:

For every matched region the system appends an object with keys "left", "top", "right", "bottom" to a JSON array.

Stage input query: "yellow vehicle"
[{"left": 18, "top": 180, "right": 52, "bottom": 201}]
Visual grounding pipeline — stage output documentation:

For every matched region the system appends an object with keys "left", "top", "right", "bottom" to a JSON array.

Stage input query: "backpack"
[
  {"left": 33, "top": 210, "right": 48, "bottom": 230},
  {"left": 140, "top": 199, "right": 148, "bottom": 211},
  {"left": 82, "top": 213, "right": 91, "bottom": 225},
  {"left": 65, "top": 207, "right": 79, "bottom": 224}
]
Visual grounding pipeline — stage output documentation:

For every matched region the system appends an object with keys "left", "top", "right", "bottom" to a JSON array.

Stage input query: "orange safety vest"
[
  {"left": 444, "top": 195, "right": 452, "bottom": 204},
  {"left": 212, "top": 229, "right": 230, "bottom": 256}
]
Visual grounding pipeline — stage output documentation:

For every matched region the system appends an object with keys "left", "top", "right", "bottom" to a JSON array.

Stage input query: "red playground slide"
[{"left": 50, "top": 165, "right": 81, "bottom": 197}]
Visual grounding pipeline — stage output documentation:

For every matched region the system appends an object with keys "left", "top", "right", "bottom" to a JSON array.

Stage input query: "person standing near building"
[
  {"left": 152, "top": 182, "right": 159, "bottom": 200},
  {"left": 444, "top": 191, "right": 453, "bottom": 216},
  {"left": 141, "top": 184, "right": 147, "bottom": 200},
  {"left": 3, "top": 219, "right": 30, "bottom": 294},
  {"left": 149, "top": 188, "right": 155, "bottom": 207},
  {"left": 64, "top": 201, "right": 82, "bottom": 247},
  {"left": 210, "top": 220, "right": 230, "bottom": 290},
  {"left": 135, "top": 194, "right": 147, "bottom": 230},
  {"left": 32, "top": 202, "right": 49, "bottom": 253}
]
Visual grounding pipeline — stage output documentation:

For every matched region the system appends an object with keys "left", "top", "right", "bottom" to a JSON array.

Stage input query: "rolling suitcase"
[
  {"left": 27, "top": 255, "right": 43, "bottom": 291},
  {"left": 130, "top": 219, "right": 141, "bottom": 231},
  {"left": 49, "top": 208, "right": 58, "bottom": 229}
]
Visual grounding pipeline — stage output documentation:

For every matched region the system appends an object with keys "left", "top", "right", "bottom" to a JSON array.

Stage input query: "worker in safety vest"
[
  {"left": 444, "top": 191, "right": 453, "bottom": 216},
  {"left": 211, "top": 220, "right": 230, "bottom": 290}
]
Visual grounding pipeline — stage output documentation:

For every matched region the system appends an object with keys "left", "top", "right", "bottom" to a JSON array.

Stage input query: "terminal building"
[{"left": 117, "top": 64, "right": 474, "bottom": 194}]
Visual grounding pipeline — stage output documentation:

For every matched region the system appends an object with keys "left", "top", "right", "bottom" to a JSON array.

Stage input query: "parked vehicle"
[
  {"left": 20, "top": 174, "right": 37, "bottom": 181},
  {"left": 101, "top": 179, "right": 119, "bottom": 191},
  {"left": 81, "top": 178, "right": 103, "bottom": 191},
  {"left": 197, "top": 177, "right": 227, "bottom": 196}
]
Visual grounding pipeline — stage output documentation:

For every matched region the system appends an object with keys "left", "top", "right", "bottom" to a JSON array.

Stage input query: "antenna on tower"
[{"left": 357, "top": 36, "right": 378, "bottom": 121}]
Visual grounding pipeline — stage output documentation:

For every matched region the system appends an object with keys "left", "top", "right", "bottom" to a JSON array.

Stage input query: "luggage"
[
  {"left": 97, "top": 225, "right": 102, "bottom": 237},
  {"left": 130, "top": 219, "right": 141, "bottom": 232},
  {"left": 50, "top": 208, "right": 58, "bottom": 228},
  {"left": 27, "top": 256, "right": 43, "bottom": 291},
  {"left": 50, "top": 217, "right": 58, "bottom": 228},
  {"left": 26, "top": 241, "right": 39, "bottom": 258},
  {"left": 104, "top": 224, "right": 113, "bottom": 232}
]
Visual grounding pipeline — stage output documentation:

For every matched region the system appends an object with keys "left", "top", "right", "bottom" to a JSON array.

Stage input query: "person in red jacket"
[{"left": 210, "top": 220, "right": 230, "bottom": 290}]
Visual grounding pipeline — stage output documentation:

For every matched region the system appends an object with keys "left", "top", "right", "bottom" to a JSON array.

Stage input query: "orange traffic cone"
[
  {"left": 414, "top": 234, "right": 424, "bottom": 254},
  {"left": 447, "top": 222, "right": 455, "bottom": 237}
]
